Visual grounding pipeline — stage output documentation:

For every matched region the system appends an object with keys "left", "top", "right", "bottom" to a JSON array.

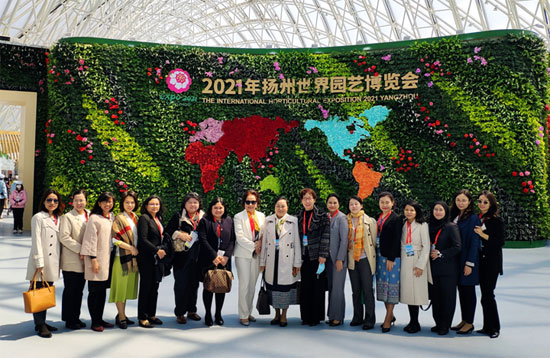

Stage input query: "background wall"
[{"left": 2, "top": 30, "right": 549, "bottom": 242}]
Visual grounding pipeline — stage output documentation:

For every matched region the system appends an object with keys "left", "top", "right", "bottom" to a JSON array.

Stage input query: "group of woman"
[{"left": 25, "top": 187, "right": 504, "bottom": 340}]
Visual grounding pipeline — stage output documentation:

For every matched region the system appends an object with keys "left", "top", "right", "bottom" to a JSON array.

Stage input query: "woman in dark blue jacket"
[
  {"left": 428, "top": 201, "right": 461, "bottom": 335},
  {"left": 449, "top": 189, "right": 481, "bottom": 334}
]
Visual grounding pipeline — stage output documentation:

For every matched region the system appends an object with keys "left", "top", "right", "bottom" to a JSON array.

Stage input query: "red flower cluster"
[
  {"left": 147, "top": 66, "right": 164, "bottom": 84},
  {"left": 67, "top": 128, "right": 93, "bottom": 164},
  {"left": 254, "top": 146, "right": 280, "bottom": 175},
  {"left": 512, "top": 171, "right": 535, "bottom": 194},
  {"left": 419, "top": 57, "right": 452, "bottom": 77},
  {"left": 48, "top": 65, "right": 75, "bottom": 85},
  {"left": 44, "top": 119, "right": 53, "bottom": 144},
  {"left": 353, "top": 56, "right": 379, "bottom": 76},
  {"left": 104, "top": 98, "right": 125, "bottom": 125},
  {"left": 392, "top": 148, "right": 418, "bottom": 172},
  {"left": 181, "top": 120, "right": 198, "bottom": 135},
  {"left": 344, "top": 149, "right": 375, "bottom": 168},
  {"left": 463, "top": 133, "right": 495, "bottom": 158},
  {"left": 115, "top": 179, "right": 128, "bottom": 193}
]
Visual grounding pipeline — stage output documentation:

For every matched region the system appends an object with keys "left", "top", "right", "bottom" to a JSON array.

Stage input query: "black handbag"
[{"left": 256, "top": 277, "right": 270, "bottom": 315}]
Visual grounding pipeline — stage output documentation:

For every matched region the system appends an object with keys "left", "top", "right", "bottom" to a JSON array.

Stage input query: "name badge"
[
  {"left": 404, "top": 244, "right": 414, "bottom": 256},
  {"left": 480, "top": 223, "right": 487, "bottom": 231},
  {"left": 275, "top": 238, "right": 280, "bottom": 249},
  {"left": 430, "top": 244, "right": 435, "bottom": 252},
  {"left": 302, "top": 235, "right": 308, "bottom": 247},
  {"left": 185, "top": 231, "right": 199, "bottom": 248},
  {"left": 217, "top": 250, "right": 225, "bottom": 257},
  {"left": 376, "top": 235, "right": 380, "bottom": 248}
]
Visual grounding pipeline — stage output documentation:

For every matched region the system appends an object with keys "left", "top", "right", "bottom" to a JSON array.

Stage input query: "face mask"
[{"left": 16, "top": 185, "right": 22, "bottom": 190}]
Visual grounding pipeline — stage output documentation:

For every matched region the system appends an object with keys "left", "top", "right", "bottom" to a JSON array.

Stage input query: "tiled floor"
[{"left": 0, "top": 214, "right": 548, "bottom": 357}]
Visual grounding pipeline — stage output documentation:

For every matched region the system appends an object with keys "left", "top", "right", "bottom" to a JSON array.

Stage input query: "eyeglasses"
[
  {"left": 46, "top": 198, "right": 59, "bottom": 204},
  {"left": 245, "top": 200, "right": 257, "bottom": 205},
  {"left": 477, "top": 199, "right": 489, "bottom": 204}
]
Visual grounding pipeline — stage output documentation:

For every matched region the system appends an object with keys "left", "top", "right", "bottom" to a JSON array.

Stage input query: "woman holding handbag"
[
  {"left": 198, "top": 197, "right": 235, "bottom": 326},
  {"left": 234, "top": 189, "right": 265, "bottom": 326},
  {"left": 109, "top": 190, "right": 140, "bottom": 329},
  {"left": 26, "top": 189, "right": 64, "bottom": 338},
  {"left": 166, "top": 192, "right": 204, "bottom": 324},
  {"left": 137, "top": 195, "right": 172, "bottom": 328},
  {"left": 59, "top": 189, "right": 89, "bottom": 330},
  {"left": 260, "top": 196, "right": 301, "bottom": 327},
  {"left": 80, "top": 192, "right": 116, "bottom": 332}
]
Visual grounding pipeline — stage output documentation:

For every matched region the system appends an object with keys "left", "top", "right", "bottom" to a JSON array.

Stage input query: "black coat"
[
  {"left": 378, "top": 212, "right": 402, "bottom": 262},
  {"left": 137, "top": 213, "right": 173, "bottom": 280},
  {"left": 198, "top": 216, "right": 235, "bottom": 273},
  {"left": 480, "top": 216, "right": 505, "bottom": 275},
  {"left": 297, "top": 206, "right": 330, "bottom": 261},
  {"left": 429, "top": 222, "right": 462, "bottom": 277},
  {"left": 165, "top": 211, "right": 202, "bottom": 269}
]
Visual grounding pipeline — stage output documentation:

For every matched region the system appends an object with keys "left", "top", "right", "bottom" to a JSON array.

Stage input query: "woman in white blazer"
[
  {"left": 26, "top": 189, "right": 64, "bottom": 338},
  {"left": 260, "top": 196, "right": 302, "bottom": 327},
  {"left": 400, "top": 200, "right": 432, "bottom": 334},
  {"left": 59, "top": 189, "right": 90, "bottom": 330},
  {"left": 234, "top": 189, "right": 265, "bottom": 326}
]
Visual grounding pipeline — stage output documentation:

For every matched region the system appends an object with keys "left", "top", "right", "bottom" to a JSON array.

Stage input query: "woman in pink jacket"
[{"left": 9, "top": 182, "right": 26, "bottom": 234}]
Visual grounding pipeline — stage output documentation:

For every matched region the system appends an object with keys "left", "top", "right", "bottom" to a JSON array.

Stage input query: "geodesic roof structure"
[{"left": 0, "top": 0, "right": 549, "bottom": 49}]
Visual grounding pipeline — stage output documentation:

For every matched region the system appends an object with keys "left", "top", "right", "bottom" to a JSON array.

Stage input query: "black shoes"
[
  {"left": 36, "top": 324, "right": 52, "bottom": 338},
  {"left": 66, "top": 321, "right": 82, "bottom": 330},
  {"left": 115, "top": 315, "right": 128, "bottom": 329},
  {"left": 489, "top": 331, "right": 500, "bottom": 339},
  {"left": 476, "top": 328, "right": 500, "bottom": 338},
  {"left": 279, "top": 320, "right": 288, "bottom": 327},
  {"left": 187, "top": 312, "right": 201, "bottom": 321},
  {"left": 101, "top": 320, "right": 114, "bottom": 328},
  {"left": 149, "top": 317, "right": 163, "bottom": 325},
  {"left": 139, "top": 320, "right": 154, "bottom": 328},
  {"left": 362, "top": 324, "right": 374, "bottom": 330},
  {"left": 205, "top": 314, "right": 213, "bottom": 326},
  {"left": 214, "top": 314, "right": 224, "bottom": 326},
  {"left": 404, "top": 322, "right": 421, "bottom": 334},
  {"left": 270, "top": 318, "right": 280, "bottom": 325},
  {"left": 350, "top": 320, "right": 363, "bottom": 326}
]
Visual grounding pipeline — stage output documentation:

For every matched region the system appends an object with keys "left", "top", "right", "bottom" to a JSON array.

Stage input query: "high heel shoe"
[
  {"left": 215, "top": 314, "right": 224, "bottom": 326},
  {"left": 456, "top": 324, "right": 474, "bottom": 335},
  {"left": 451, "top": 321, "right": 465, "bottom": 331},
  {"left": 204, "top": 314, "right": 213, "bottom": 327}
]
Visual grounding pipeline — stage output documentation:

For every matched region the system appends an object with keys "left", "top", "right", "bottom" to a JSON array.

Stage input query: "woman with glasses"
[
  {"left": 450, "top": 189, "right": 481, "bottom": 335},
  {"left": 59, "top": 189, "right": 89, "bottom": 330},
  {"left": 234, "top": 189, "right": 265, "bottom": 326},
  {"left": 137, "top": 195, "right": 172, "bottom": 328},
  {"left": 198, "top": 197, "right": 235, "bottom": 326},
  {"left": 80, "top": 192, "right": 116, "bottom": 332},
  {"left": 26, "top": 189, "right": 64, "bottom": 338},
  {"left": 474, "top": 191, "right": 504, "bottom": 339},
  {"left": 166, "top": 192, "right": 204, "bottom": 324}
]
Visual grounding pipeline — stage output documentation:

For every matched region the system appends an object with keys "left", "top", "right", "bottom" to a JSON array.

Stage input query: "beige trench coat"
[
  {"left": 26, "top": 211, "right": 61, "bottom": 282},
  {"left": 80, "top": 213, "right": 113, "bottom": 281},
  {"left": 59, "top": 208, "right": 90, "bottom": 273},
  {"left": 399, "top": 221, "right": 433, "bottom": 305},
  {"left": 347, "top": 213, "right": 377, "bottom": 275},
  {"left": 260, "top": 214, "right": 302, "bottom": 285}
]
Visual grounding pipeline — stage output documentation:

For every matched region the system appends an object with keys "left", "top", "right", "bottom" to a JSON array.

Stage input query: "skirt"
[
  {"left": 376, "top": 249, "right": 400, "bottom": 304},
  {"left": 266, "top": 249, "right": 298, "bottom": 309},
  {"left": 109, "top": 256, "right": 139, "bottom": 303}
]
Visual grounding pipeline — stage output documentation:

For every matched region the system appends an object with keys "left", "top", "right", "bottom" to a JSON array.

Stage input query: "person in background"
[
  {"left": 450, "top": 189, "right": 481, "bottom": 335},
  {"left": 59, "top": 189, "right": 89, "bottom": 330},
  {"left": 234, "top": 189, "right": 265, "bottom": 326},
  {"left": 375, "top": 192, "right": 402, "bottom": 333},
  {"left": 166, "top": 192, "right": 204, "bottom": 324},
  {"left": 428, "top": 201, "right": 461, "bottom": 335},
  {"left": 260, "top": 196, "right": 302, "bottom": 327},
  {"left": 474, "top": 190, "right": 505, "bottom": 339},
  {"left": 297, "top": 188, "right": 330, "bottom": 326},
  {"left": 399, "top": 200, "right": 431, "bottom": 334},
  {"left": 9, "top": 181, "right": 27, "bottom": 234},
  {"left": 80, "top": 192, "right": 116, "bottom": 332},
  {"left": 110, "top": 191, "right": 140, "bottom": 329},
  {"left": 198, "top": 197, "right": 235, "bottom": 326},
  {"left": 0, "top": 173, "right": 7, "bottom": 219},
  {"left": 26, "top": 189, "right": 63, "bottom": 338},
  {"left": 137, "top": 195, "right": 172, "bottom": 328},
  {"left": 325, "top": 193, "right": 348, "bottom": 327},
  {"left": 347, "top": 195, "right": 377, "bottom": 330}
]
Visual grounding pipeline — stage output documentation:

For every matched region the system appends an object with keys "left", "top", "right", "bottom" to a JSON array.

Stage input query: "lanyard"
[
  {"left": 153, "top": 216, "right": 163, "bottom": 235},
  {"left": 434, "top": 228, "right": 442, "bottom": 246},
  {"left": 129, "top": 212, "right": 137, "bottom": 225},
  {"left": 329, "top": 210, "right": 339, "bottom": 219},
  {"left": 249, "top": 216, "right": 255, "bottom": 235},
  {"left": 216, "top": 221, "right": 221, "bottom": 238},
  {"left": 377, "top": 211, "right": 391, "bottom": 233},
  {"left": 406, "top": 221, "right": 412, "bottom": 244},
  {"left": 188, "top": 212, "right": 197, "bottom": 230},
  {"left": 84, "top": 211, "right": 88, "bottom": 223},
  {"left": 52, "top": 215, "right": 58, "bottom": 226},
  {"left": 303, "top": 211, "right": 313, "bottom": 234}
]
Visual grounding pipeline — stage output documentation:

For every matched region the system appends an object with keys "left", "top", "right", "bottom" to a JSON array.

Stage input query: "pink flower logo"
[{"left": 166, "top": 69, "right": 191, "bottom": 93}]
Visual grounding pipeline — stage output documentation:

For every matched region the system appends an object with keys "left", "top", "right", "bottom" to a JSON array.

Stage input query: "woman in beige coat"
[
  {"left": 347, "top": 195, "right": 377, "bottom": 330},
  {"left": 26, "top": 189, "right": 64, "bottom": 338},
  {"left": 59, "top": 189, "right": 90, "bottom": 330},
  {"left": 80, "top": 192, "right": 115, "bottom": 332},
  {"left": 400, "top": 200, "right": 432, "bottom": 334},
  {"left": 260, "top": 196, "right": 302, "bottom": 327}
]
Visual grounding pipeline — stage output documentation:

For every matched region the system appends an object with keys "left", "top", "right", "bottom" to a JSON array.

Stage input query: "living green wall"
[{"left": 14, "top": 30, "right": 550, "bottom": 242}]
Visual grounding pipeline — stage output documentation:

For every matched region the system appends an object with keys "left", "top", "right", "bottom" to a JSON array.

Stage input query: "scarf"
[
  {"left": 429, "top": 201, "right": 449, "bottom": 243},
  {"left": 275, "top": 214, "right": 288, "bottom": 235},
  {"left": 180, "top": 209, "right": 204, "bottom": 231},
  {"left": 247, "top": 210, "right": 260, "bottom": 233},
  {"left": 112, "top": 212, "right": 139, "bottom": 275},
  {"left": 348, "top": 210, "right": 365, "bottom": 262}
]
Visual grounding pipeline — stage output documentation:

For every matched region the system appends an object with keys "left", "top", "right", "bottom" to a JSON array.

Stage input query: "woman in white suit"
[
  {"left": 26, "top": 189, "right": 64, "bottom": 338},
  {"left": 234, "top": 189, "right": 266, "bottom": 326},
  {"left": 260, "top": 196, "right": 302, "bottom": 327},
  {"left": 400, "top": 200, "right": 432, "bottom": 334}
]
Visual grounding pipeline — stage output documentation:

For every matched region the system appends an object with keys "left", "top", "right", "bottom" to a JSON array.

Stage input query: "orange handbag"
[{"left": 23, "top": 271, "right": 56, "bottom": 313}]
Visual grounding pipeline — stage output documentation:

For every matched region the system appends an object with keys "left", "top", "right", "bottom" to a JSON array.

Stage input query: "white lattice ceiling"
[{"left": 0, "top": 0, "right": 548, "bottom": 48}]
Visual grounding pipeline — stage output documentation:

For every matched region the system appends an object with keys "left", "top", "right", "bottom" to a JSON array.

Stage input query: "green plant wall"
[{"left": 4, "top": 30, "right": 550, "bottom": 242}]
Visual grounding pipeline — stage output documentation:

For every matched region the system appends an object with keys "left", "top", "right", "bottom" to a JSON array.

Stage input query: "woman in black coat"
[
  {"left": 296, "top": 188, "right": 330, "bottom": 326},
  {"left": 428, "top": 201, "right": 461, "bottom": 335},
  {"left": 165, "top": 192, "right": 204, "bottom": 324},
  {"left": 474, "top": 190, "right": 504, "bottom": 339},
  {"left": 198, "top": 197, "right": 235, "bottom": 326},
  {"left": 137, "top": 195, "right": 173, "bottom": 328}
]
